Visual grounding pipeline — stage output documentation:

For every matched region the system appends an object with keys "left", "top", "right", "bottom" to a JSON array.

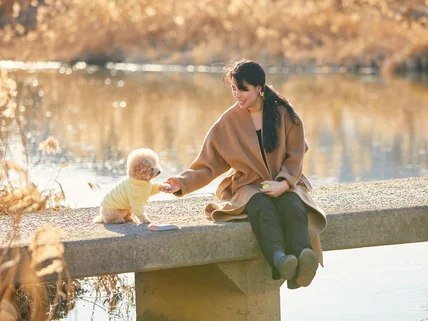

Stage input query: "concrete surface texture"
[
  {"left": 0, "top": 177, "right": 427, "bottom": 279},
  {"left": 1, "top": 177, "right": 427, "bottom": 321},
  {"left": 136, "top": 258, "right": 283, "bottom": 321}
]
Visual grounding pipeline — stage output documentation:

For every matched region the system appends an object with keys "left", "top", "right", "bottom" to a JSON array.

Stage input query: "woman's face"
[{"left": 230, "top": 78, "right": 262, "bottom": 111}]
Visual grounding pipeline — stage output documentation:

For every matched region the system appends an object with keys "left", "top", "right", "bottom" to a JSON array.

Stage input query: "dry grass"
[
  {"left": 80, "top": 274, "right": 135, "bottom": 320},
  {"left": 1, "top": 66, "right": 78, "bottom": 320},
  {"left": 1, "top": 67, "right": 136, "bottom": 320},
  {"left": 0, "top": 69, "right": 68, "bottom": 320},
  {"left": 0, "top": 216, "right": 78, "bottom": 321},
  {"left": 0, "top": 0, "right": 427, "bottom": 72}
]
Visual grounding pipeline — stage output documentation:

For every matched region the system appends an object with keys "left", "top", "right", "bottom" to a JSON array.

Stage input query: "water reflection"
[{"left": 7, "top": 69, "right": 428, "bottom": 185}]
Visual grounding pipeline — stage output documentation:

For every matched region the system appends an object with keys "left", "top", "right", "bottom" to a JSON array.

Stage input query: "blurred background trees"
[{"left": 0, "top": 0, "right": 427, "bottom": 73}]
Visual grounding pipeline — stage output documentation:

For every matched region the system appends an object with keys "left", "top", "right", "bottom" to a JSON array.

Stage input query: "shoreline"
[{"left": 1, "top": 59, "right": 427, "bottom": 76}]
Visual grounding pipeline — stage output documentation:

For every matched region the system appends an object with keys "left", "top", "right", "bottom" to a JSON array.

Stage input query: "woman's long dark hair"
[{"left": 224, "top": 60, "right": 299, "bottom": 153}]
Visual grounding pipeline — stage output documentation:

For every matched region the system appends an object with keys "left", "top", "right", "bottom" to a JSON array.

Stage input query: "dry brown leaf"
[
  {"left": 88, "top": 182, "right": 100, "bottom": 190},
  {"left": 29, "top": 224, "right": 66, "bottom": 277},
  {"left": 38, "top": 136, "right": 61, "bottom": 155},
  {"left": 0, "top": 299, "right": 18, "bottom": 321},
  {"left": 36, "top": 259, "right": 64, "bottom": 277},
  {"left": 0, "top": 252, "right": 21, "bottom": 273}
]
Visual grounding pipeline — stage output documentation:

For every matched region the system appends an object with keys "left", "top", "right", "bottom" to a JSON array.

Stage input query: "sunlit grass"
[
  {"left": 0, "top": 66, "right": 75, "bottom": 320},
  {"left": 0, "top": 0, "right": 427, "bottom": 72},
  {"left": 1, "top": 67, "right": 134, "bottom": 320}
]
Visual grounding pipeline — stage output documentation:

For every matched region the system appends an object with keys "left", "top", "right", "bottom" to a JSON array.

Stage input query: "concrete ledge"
[{"left": 0, "top": 177, "right": 427, "bottom": 280}]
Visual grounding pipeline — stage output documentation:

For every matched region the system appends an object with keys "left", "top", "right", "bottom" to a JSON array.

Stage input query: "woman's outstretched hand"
[
  {"left": 260, "top": 180, "right": 290, "bottom": 197},
  {"left": 160, "top": 178, "right": 181, "bottom": 194}
]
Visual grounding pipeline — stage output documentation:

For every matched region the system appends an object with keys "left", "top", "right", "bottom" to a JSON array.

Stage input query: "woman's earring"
[{"left": 260, "top": 91, "right": 265, "bottom": 99}]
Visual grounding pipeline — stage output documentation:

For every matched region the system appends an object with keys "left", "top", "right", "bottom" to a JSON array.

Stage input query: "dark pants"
[{"left": 245, "top": 192, "right": 312, "bottom": 281}]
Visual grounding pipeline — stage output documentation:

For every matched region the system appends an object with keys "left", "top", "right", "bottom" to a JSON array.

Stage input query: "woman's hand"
[
  {"left": 260, "top": 180, "right": 290, "bottom": 197},
  {"left": 160, "top": 178, "right": 180, "bottom": 194}
]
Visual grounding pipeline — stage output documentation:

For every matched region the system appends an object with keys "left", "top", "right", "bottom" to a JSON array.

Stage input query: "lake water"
[{"left": 3, "top": 65, "right": 428, "bottom": 320}]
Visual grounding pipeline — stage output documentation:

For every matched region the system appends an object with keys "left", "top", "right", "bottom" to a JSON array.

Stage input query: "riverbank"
[{"left": 0, "top": 0, "right": 427, "bottom": 74}]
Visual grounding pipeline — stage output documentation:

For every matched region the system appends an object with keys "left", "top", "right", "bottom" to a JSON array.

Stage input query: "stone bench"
[{"left": 1, "top": 177, "right": 427, "bottom": 321}]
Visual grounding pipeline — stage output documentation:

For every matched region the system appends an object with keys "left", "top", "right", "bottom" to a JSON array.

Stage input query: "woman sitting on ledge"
[{"left": 161, "top": 60, "right": 327, "bottom": 289}]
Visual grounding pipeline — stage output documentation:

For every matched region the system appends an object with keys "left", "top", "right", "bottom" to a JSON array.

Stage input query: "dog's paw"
[
  {"left": 135, "top": 215, "right": 151, "bottom": 224},
  {"left": 93, "top": 215, "right": 104, "bottom": 224},
  {"left": 158, "top": 183, "right": 171, "bottom": 191},
  {"left": 124, "top": 216, "right": 134, "bottom": 222}
]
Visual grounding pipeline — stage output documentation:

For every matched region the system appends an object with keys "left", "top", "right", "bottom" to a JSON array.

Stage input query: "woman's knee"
[
  {"left": 247, "top": 193, "right": 271, "bottom": 210},
  {"left": 276, "top": 192, "right": 307, "bottom": 215},
  {"left": 246, "top": 193, "right": 277, "bottom": 218}
]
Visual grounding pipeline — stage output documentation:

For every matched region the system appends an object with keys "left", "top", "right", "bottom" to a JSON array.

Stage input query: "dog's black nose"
[{"left": 158, "top": 170, "right": 161, "bottom": 175}]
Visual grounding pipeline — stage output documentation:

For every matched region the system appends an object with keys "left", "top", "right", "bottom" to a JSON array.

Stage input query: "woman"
[{"left": 161, "top": 60, "right": 327, "bottom": 289}]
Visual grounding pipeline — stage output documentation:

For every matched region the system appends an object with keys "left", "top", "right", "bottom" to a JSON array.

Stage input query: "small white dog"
[{"left": 93, "top": 148, "right": 170, "bottom": 224}]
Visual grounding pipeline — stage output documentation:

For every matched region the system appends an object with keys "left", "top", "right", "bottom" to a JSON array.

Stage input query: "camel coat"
[{"left": 170, "top": 103, "right": 327, "bottom": 265}]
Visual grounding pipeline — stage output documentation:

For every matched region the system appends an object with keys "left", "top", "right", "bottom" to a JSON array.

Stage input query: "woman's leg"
[
  {"left": 275, "top": 192, "right": 312, "bottom": 257},
  {"left": 246, "top": 193, "right": 297, "bottom": 280},
  {"left": 275, "top": 192, "right": 318, "bottom": 287}
]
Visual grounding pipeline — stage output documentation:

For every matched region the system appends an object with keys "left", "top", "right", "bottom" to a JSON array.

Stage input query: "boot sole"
[
  {"left": 277, "top": 255, "right": 298, "bottom": 280},
  {"left": 296, "top": 249, "right": 319, "bottom": 287}
]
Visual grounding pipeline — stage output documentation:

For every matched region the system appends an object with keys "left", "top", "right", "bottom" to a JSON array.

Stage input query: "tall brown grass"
[
  {"left": 1, "top": 67, "right": 136, "bottom": 320},
  {"left": 80, "top": 274, "right": 135, "bottom": 320},
  {"left": 0, "top": 0, "right": 427, "bottom": 72},
  {"left": 0, "top": 67, "right": 77, "bottom": 320}
]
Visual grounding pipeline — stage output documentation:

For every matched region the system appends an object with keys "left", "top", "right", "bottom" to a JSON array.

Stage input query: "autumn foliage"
[{"left": 0, "top": 0, "right": 427, "bottom": 72}]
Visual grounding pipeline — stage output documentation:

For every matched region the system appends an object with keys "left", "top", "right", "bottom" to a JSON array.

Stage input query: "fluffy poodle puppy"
[{"left": 94, "top": 148, "right": 170, "bottom": 224}]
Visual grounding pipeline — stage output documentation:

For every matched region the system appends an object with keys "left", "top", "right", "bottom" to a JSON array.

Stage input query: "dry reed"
[
  {"left": 1, "top": 67, "right": 136, "bottom": 320},
  {"left": 0, "top": 67, "right": 77, "bottom": 321},
  {"left": 0, "top": 0, "right": 427, "bottom": 72}
]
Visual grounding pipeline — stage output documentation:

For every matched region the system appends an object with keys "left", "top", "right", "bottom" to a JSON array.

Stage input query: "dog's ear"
[{"left": 142, "top": 159, "right": 153, "bottom": 169}]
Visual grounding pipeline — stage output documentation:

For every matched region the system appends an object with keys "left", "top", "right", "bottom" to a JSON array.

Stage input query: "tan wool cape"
[{"left": 170, "top": 102, "right": 327, "bottom": 265}]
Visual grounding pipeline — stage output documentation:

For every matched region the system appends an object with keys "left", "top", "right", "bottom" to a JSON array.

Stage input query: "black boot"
[
  {"left": 273, "top": 251, "right": 298, "bottom": 280},
  {"left": 296, "top": 248, "right": 319, "bottom": 287},
  {"left": 287, "top": 278, "right": 301, "bottom": 290}
]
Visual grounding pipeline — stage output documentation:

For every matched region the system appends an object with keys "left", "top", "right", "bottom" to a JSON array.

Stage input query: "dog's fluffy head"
[{"left": 127, "top": 148, "right": 161, "bottom": 181}]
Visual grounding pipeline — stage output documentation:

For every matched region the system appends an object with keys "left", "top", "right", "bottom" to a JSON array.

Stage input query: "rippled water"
[{"left": 3, "top": 67, "right": 428, "bottom": 320}]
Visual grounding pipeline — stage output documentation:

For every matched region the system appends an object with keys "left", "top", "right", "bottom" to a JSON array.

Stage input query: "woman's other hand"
[
  {"left": 260, "top": 180, "right": 290, "bottom": 197},
  {"left": 161, "top": 179, "right": 180, "bottom": 194}
]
